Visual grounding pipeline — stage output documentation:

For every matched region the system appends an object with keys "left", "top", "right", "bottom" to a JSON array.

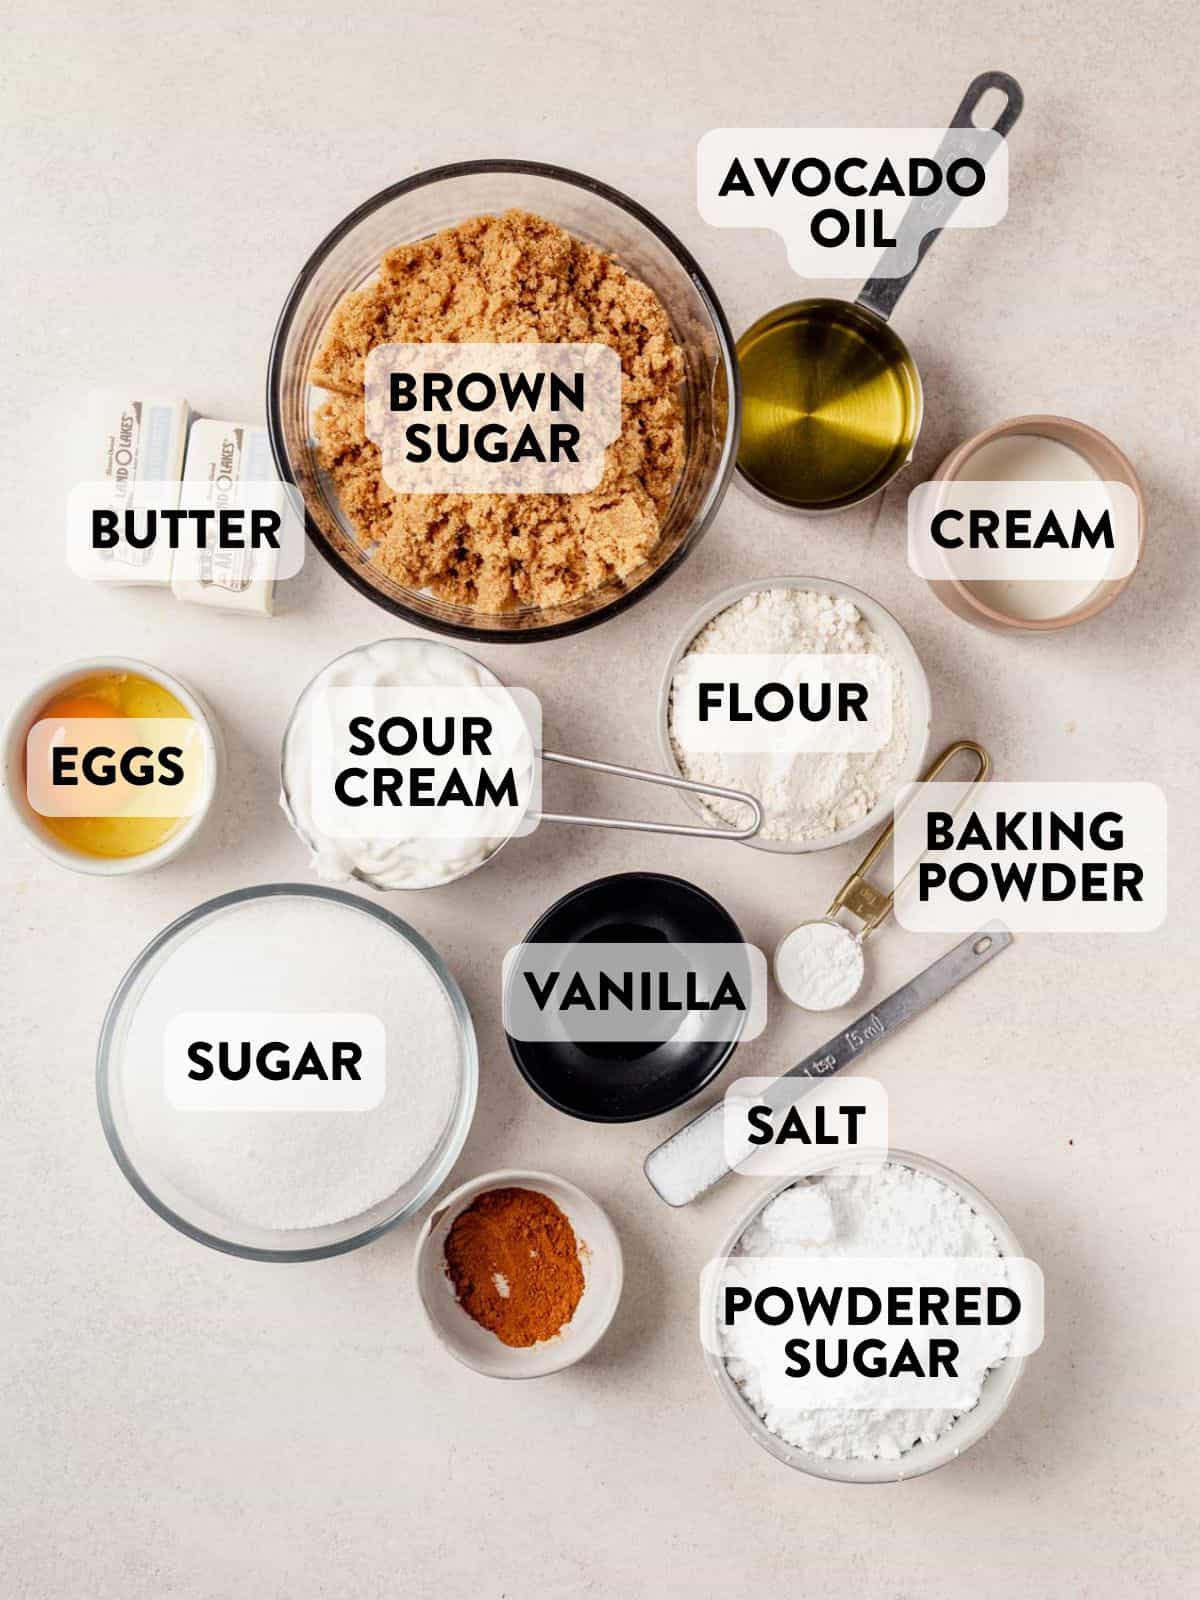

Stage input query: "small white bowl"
[
  {"left": 413, "top": 1169, "right": 623, "bottom": 1378},
  {"left": 2, "top": 656, "right": 222, "bottom": 876},
  {"left": 657, "top": 576, "right": 932, "bottom": 854}
]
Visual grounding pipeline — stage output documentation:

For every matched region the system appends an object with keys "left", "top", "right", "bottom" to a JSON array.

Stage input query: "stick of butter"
[
  {"left": 87, "top": 390, "right": 189, "bottom": 586},
  {"left": 172, "top": 419, "right": 278, "bottom": 616}
]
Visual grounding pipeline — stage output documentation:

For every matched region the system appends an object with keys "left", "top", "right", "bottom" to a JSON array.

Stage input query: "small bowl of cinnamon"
[{"left": 413, "top": 1169, "right": 623, "bottom": 1378}]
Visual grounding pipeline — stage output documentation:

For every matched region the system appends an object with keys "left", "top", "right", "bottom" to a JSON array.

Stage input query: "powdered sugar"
[
  {"left": 719, "top": 1163, "right": 1012, "bottom": 1462},
  {"left": 669, "top": 587, "right": 912, "bottom": 842}
]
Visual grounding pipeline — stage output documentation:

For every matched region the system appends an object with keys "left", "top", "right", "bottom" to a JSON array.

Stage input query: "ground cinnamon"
[{"left": 444, "top": 1186, "right": 585, "bottom": 1347}]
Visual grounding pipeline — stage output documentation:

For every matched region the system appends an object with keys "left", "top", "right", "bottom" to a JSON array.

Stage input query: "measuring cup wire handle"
[
  {"left": 536, "top": 750, "right": 763, "bottom": 840},
  {"left": 856, "top": 69, "right": 1025, "bottom": 324}
]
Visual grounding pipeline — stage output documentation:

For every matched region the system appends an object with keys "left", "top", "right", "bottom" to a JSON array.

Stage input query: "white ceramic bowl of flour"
[
  {"left": 658, "top": 578, "right": 930, "bottom": 853},
  {"left": 702, "top": 1152, "right": 1028, "bottom": 1483},
  {"left": 97, "top": 884, "right": 478, "bottom": 1260}
]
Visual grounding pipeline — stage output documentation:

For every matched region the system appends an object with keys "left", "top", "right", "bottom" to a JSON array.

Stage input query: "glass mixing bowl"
[
  {"left": 96, "top": 884, "right": 478, "bottom": 1262},
  {"left": 267, "top": 160, "right": 740, "bottom": 642}
]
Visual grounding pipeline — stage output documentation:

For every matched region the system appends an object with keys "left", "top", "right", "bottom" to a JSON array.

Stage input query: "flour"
[
  {"left": 669, "top": 588, "right": 911, "bottom": 842},
  {"left": 719, "top": 1163, "right": 1012, "bottom": 1461},
  {"left": 774, "top": 920, "right": 864, "bottom": 1010},
  {"left": 121, "top": 893, "right": 463, "bottom": 1230}
]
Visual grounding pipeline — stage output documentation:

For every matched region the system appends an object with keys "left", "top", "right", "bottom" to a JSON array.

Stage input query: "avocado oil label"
[
  {"left": 503, "top": 941, "right": 768, "bottom": 1045},
  {"left": 163, "top": 1012, "right": 386, "bottom": 1112},
  {"left": 363, "top": 342, "right": 622, "bottom": 494},
  {"left": 696, "top": 128, "right": 1008, "bottom": 278},
  {"left": 892, "top": 781, "right": 1167, "bottom": 932}
]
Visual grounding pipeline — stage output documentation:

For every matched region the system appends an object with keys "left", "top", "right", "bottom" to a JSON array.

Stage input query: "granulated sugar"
[
  {"left": 121, "top": 894, "right": 462, "bottom": 1230},
  {"left": 720, "top": 1163, "right": 1012, "bottom": 1461}
]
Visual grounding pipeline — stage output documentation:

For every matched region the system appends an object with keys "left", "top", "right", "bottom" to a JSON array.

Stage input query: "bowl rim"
[
  {"left": 656, "top": 576, "right": 933, "bottom": 854},
  {"left": 2, "top": 655, "right": 222, "bottom": 877},
  {"left": 96, "top": 882, "right": 479, "bottom": 1262},
  {"left": 265, "top": 157, "right": 742, "bottom": 644},
  {"left": 412, "top": 1166, "right": 624, "bottom": 1378},
  {"left": 504, "top": 870, "right": 750, "bottom": 1123},
  {"left": 702, "top": 1150, "right": 1029, "bottom": 1483}
]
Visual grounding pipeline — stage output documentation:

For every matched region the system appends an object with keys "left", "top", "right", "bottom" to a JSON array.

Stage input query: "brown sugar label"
[{"left": 364, "top": 343, "right": 622, "bottom": 494}]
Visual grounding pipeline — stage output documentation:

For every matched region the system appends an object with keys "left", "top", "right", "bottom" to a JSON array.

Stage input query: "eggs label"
[
  {"left": 721, "top": 1076, "right": 889, "bottom": 1180},
  {"left": 26, "top": 717, "right": 208, "bottom": 817},
  {"left": 697, "top": 127, "right": 1008, "bottom": 278},
  {"left": 163, "top": 1012, "right": 386, "bottom": 1112},
  {"left": 670, "top": 653, "right": 894, "bottom": 755},
  {"left": 310, "top": 685, "right": 541, "bottom": 841},
  {"left": 502, "top": 941, "right": 768, "bottom": 1045},
  {"left": 702, "top": 1254, "right": 1043, "bottom": 1409},
  {"left": 907, "top": 480, "right": 1140, "bottom": 583},
  {"left": 891, "top": 781, "right": 1168, "bottom": 932},
  {"left": 363, "top": 342, "right": 621, "bottom": 494}
]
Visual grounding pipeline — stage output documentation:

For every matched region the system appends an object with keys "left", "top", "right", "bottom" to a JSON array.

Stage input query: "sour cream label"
[
  {"left": 364, "top": 342, "right": 622, "bottom": 494},
  {"left": 163, "top": 1012, "right": 386, "bottom": 1112},
  {"left": 310, "top": 685, "right": 541, "bottom": 841},
  {"left": 697, "top": 128, "right": 1007, "bottom": 278}
]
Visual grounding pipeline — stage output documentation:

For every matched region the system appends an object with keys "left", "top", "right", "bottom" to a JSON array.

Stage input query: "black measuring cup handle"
[{"left": 857, "top": 70, "right": 1025, "bottom": 323}]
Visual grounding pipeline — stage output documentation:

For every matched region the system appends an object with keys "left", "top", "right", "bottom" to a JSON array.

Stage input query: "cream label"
[
  {"left": 310, "top": 685, "right": 541, "bottom": 841},
  {"left": 892, "top": 781, "right": 1167, "bottom": 932},
  {"left": 703, "top": 1254, "right": 1043, "bottom": 1409},
  {"left": 26, "top": 717, "right": 207, "bottom": 817},
  {"left": 363, "top": 342, "right": 622, "bottom": 493},
  {"left": 670, "top": 652, "right": 894, "bottom": 755},
  {"left": 503, "top": 942, "right": 768, "bottom": 1044},
  {"left": 163, "top": 1012, "right": 386, "bottom": 1112},
  {"left": 722, "top": 1077, "right": 888, "bottom": 1179},
  {"left": 907, "top": 479, "right": 1140, "bottom": 584},
  {"left": 697, "top": 128, "right": 1007, "bottom": 277}
]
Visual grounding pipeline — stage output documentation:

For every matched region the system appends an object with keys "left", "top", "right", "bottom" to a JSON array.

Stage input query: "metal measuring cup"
[
  {"left": 736, "top": 71, "right": 1024, "bottom": 514},
  {"left": 773, "top": 740, "right": 990, "bottom": 1008}
]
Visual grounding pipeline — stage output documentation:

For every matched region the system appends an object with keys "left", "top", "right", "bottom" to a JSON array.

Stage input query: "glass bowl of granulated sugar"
[
  {"left": 97, "top": 885, "right": 477, "bottom": 1261},
  {"left": 268, "top": 160, "right": 740, "bottom": 643}
]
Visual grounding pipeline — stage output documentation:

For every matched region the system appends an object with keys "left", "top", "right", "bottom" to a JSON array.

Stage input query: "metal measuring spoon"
[{"left": 774, "top": 740, "right": 991, "bottom": 1010}]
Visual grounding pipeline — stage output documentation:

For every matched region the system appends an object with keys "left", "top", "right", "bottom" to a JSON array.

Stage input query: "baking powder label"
[{"left": 163, "top": 1012, "right": 386, "bottom": 1112}]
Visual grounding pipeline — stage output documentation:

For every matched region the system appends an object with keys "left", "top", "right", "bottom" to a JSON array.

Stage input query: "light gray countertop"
[{"left": 3, "top": 3, "right": 1197, "bottom": 1595}]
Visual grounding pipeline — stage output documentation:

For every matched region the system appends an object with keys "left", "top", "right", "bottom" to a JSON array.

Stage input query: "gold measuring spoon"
[
  {"left": 737, "top": 71, "right": 1024, "bottom": 513},
  {"left": 774, "top": 739, "right": 990, "bottom": 1009}
]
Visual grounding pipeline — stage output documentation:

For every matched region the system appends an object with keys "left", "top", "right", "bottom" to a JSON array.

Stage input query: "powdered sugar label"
[
  {"left": 723, "top": 1077, "right": 888, "bottom": 1179},
  {"left": 163, "top": 1012, "right": 386, "bottom": 1112},
  {"left": 503, "top": 942, "right": 768, "bottom": 1045},
  {"left": 364, "top": 343, "right": 622, "bottom": 494},
  {"left": 703, "top": 1254, "right": 1043, "bottom": 1410},
  {"left": 670, "top": 653, "right": 894, "bottom": 754},
  {"left": 892, "top": 781, "right": 1167, "bottom": 932},
  {"left": 697, "top": 128, "right": 1007, "bottom": 279},
  {"left": 310, "top": 685, "right": 542, "bottom": 841}
]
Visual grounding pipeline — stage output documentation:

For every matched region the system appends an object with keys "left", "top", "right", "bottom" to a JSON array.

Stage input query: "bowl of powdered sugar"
[
  {"left": 660, "top": 578, "right": 930, "bottom": 851},
  {"left": 97, "top": 884, "right": 477, "bottom": 1260},
  {"left": 704, "top": 1155, "right": 1028, "bottom": 1482}
]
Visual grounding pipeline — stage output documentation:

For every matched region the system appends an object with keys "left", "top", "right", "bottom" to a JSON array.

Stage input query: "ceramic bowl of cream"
[{"left": 925, "top": 415, "right": 1147, "bottom": 633}]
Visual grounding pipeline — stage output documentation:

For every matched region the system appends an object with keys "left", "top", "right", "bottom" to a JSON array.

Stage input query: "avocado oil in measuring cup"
[{"left": 737, "top": 299, "right": 922, "bottom": 512}]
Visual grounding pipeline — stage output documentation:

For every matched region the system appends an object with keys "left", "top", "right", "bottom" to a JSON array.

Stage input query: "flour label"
[{"left": 670, "top": 653, "right": 894, "bottom": 755}]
